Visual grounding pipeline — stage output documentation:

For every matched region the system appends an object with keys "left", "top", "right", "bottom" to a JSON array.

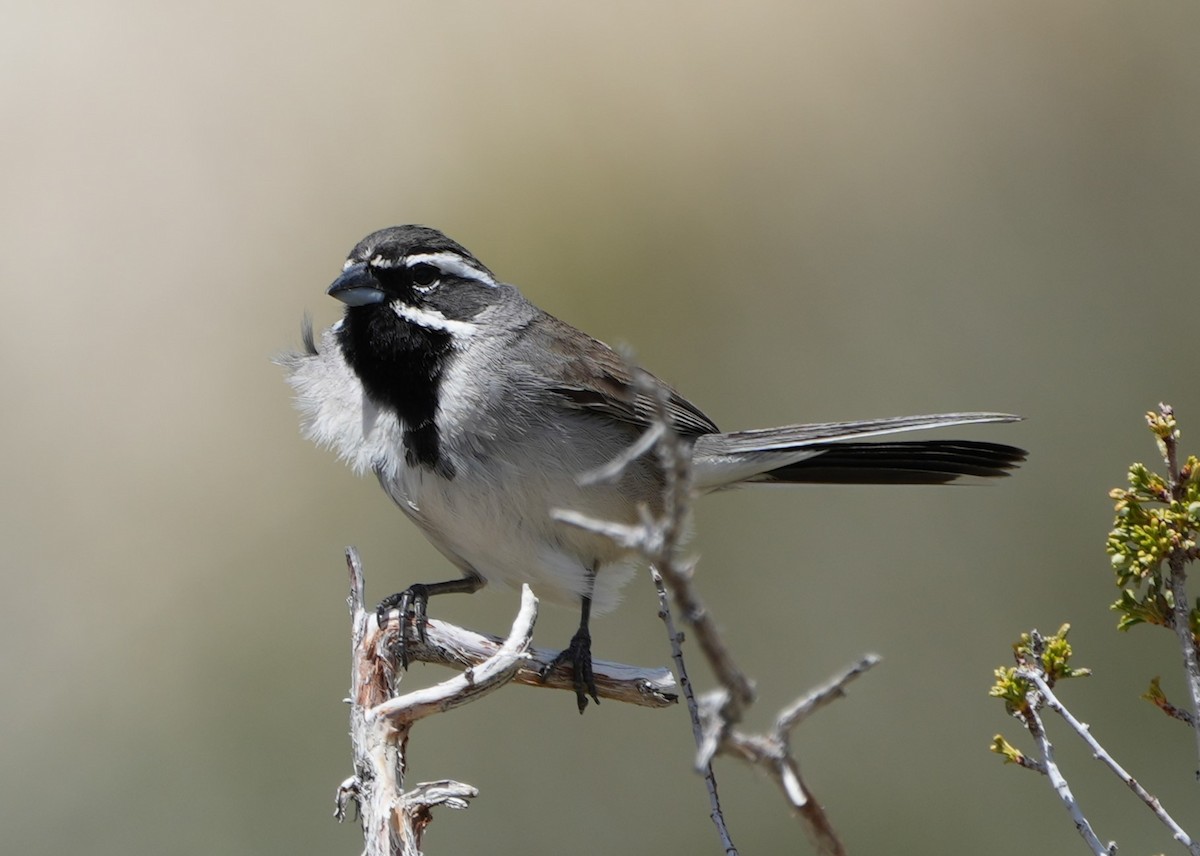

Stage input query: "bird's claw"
[
  {"left": 376, "top": 584, "right": 431, "bottom": 668},
  {"left": 541, "top": 627, "right": 599, "bottom": 713}
]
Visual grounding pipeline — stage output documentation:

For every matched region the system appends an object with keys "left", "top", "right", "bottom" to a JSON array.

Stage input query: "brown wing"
[{"left": 528, "top": 313, "right": 719, "bottom": 438}]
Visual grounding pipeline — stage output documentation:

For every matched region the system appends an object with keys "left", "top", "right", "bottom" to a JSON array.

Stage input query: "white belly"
[{"left": 379, "top": 456, "right": 638, "bottom": 614}]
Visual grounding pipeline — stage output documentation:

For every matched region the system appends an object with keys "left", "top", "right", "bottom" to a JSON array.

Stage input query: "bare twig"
[
  {"left": 645, "top": 386, "right": 756, "bottom": 715},
  {"left": 1153, "top": 404, "right": 1200, "bottom": 774},
  {"left": 1146, "top": 679, "right": 1197, "bottom": 726},
  {"left": 338, "top": 548, "right": 536, "bottom": 856},
  {"left": 1019, "top": 667, "right": 1199, "bottom": 856},
  {"left": 1006, "top": 751, "right": 1049, "bottom": 775},
  {"left": 555, "top": 369, "right": 755, "bottom": 714},
  {"left": 557, "top": 361, "right": 873, "bottom": 856},
  {"left": 644, "top": 376, "right": 862, "bottom": 856},
  {"left": 559, "top": 369, "right": 752, "bottom": 852},
  {"left": 651, "top": 565, "right": 737, "bottom": 855},
  {"left": 716, "top": 656, "right": 880, "bottom": 856},
  {"left": 1166, "top": 554, "right": 1200, "bottom": 772},
  {"left": 773, "top": 654, "right": 881, "bottom": 733},
  {"left": 1019, "top": 695, "right": 1114, "bottom": 856},
  {"left": 383, "top": 611, "right": 677, "bottom": 709},
  {"left": 560, "top": 375, "right": 745, "bottom": 852},
  {"left": 578, "top": 421, "right": 667, "bottom": 486}
]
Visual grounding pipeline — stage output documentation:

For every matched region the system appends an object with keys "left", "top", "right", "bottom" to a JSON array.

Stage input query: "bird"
[{"left": 281, "top": 224, "right": 1024, "bottom": 712}]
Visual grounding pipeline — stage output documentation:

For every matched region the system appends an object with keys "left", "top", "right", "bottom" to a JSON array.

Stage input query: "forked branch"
[
  {"left": 336, "top": 548, "right": 535, "bottom": 855},
  {"left": 335, "top": 548, "right": 678, "bottom": 855},
  {"left": 557, "top": 361, "right": 876, "bottom": 856}
]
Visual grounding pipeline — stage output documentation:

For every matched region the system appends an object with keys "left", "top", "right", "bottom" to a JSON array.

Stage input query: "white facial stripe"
[
  {"left": 391, "top": 301, "right": 479, "bottom": 337},
  {"left": 405, "top": 252, "right": 497, "bottom": 287}
]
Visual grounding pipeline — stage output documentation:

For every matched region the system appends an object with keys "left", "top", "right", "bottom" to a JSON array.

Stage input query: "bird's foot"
[
  {"left": 542, "top": 626, "right": 599, "bottom": 713},
  {"left": 376, "top": 584, "right": 431, "bottom": 668}
]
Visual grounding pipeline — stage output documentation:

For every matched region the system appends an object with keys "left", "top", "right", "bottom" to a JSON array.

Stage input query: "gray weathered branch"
[
  {"left": 335, "top": 547, "right": 678, "bottom": 855},
  {"left": 557, "top": 359, "right": 874, "bottom": 856},
  {"left": 336, "top": 548, "right": 533, "bottom": 856},
  {"left": 385, "top": 611, "right": 677, "bottom": 709}
]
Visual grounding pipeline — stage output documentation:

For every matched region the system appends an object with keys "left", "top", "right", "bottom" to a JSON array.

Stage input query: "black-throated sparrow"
[{"left": 282, "top": 225, "right": 1024, "bottom": 712}]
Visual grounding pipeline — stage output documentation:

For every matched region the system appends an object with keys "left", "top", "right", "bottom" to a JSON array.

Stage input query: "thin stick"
[
  {"left": 1021, "top": 668, "right": 1199, "bottom": 855},
  {"left": 556, "top": 359, "right": 869, "bottom": 855},
  {"left": 652, "top": 566, "right": 738, "bottom": 855},
  {"left": 1021, "top": 700, "right": 1113, "bottom": 856},
  {"left": 1155, "top": 404, "right": 1200, "bottom": 776}
]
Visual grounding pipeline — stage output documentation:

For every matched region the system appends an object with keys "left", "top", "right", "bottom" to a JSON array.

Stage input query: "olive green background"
[{"left": 3, "top": 2, "right": 1199, "bottom": 853}]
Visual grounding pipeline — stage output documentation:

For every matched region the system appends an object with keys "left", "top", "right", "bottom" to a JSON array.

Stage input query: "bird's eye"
[{"left": 410, "top": 264, "right": 440, "bottom": 288}]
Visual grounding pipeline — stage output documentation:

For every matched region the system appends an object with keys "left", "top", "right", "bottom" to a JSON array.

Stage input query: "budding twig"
[{"left": 1018, "top": 667, "right": 1198, "bottom": 856}]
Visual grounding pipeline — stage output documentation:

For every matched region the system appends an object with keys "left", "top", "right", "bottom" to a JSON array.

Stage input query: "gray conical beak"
[{"left": 328, "top": 262, "right": 388, "bottom": 307}]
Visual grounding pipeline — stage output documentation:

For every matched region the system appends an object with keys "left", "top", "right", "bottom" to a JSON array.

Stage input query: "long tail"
[{"left": 691, "top": 412, "right": 1025, "bottom": 489}]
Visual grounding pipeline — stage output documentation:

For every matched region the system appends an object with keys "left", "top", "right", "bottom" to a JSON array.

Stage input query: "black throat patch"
[{"left": 336, "top": 305, "right": 457, "bottom": 479}]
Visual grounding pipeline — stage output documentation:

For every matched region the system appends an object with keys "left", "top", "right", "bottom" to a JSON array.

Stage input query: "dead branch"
[
  {"left": 556, "top": 362, "right": 877, "bottom": 856},
  {"left": 335, "top": 547, "right": 679, "bottom": 855},
  {"left": 336, "top": 548, "right": 534, "bottom": 856},
  {"left": 384, "top": 611, "right": 677, "bottom": 709}
]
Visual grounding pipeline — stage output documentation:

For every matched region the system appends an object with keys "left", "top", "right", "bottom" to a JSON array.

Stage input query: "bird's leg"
[
  {"left": 376, "top": 575, "right": 483, "bottom": 667},
  {"left": 543, "top": 573, "right": 600, "bottom": 713}
]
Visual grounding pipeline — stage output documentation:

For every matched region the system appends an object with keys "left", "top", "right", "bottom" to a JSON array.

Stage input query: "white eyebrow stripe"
[
  {"left": 391, "top": 301, "right": 479, "bottom": 337},
  {"left": 405, "top": 252, "right": 497, "bottom": 287}
]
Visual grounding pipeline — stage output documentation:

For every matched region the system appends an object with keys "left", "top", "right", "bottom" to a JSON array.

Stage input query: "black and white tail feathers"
[{"left": 691, "top": 413, "right": 1025, "bottom": 489}]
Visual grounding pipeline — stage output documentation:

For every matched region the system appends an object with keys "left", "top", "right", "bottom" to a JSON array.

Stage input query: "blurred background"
[{"left": 3, "top": 1, "right": 1198, "bottom": 853}]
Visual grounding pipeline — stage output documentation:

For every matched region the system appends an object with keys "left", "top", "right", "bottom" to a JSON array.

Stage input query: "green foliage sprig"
[
  {"left": 989, "top": 624, "right": 1090, "bottom": 722},
  {"left": 1107, "top": 408, "right": 1200, "bottom": 636},
  {"left": 987, "top": 405, "right": 1200, "bottom": 856}
]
